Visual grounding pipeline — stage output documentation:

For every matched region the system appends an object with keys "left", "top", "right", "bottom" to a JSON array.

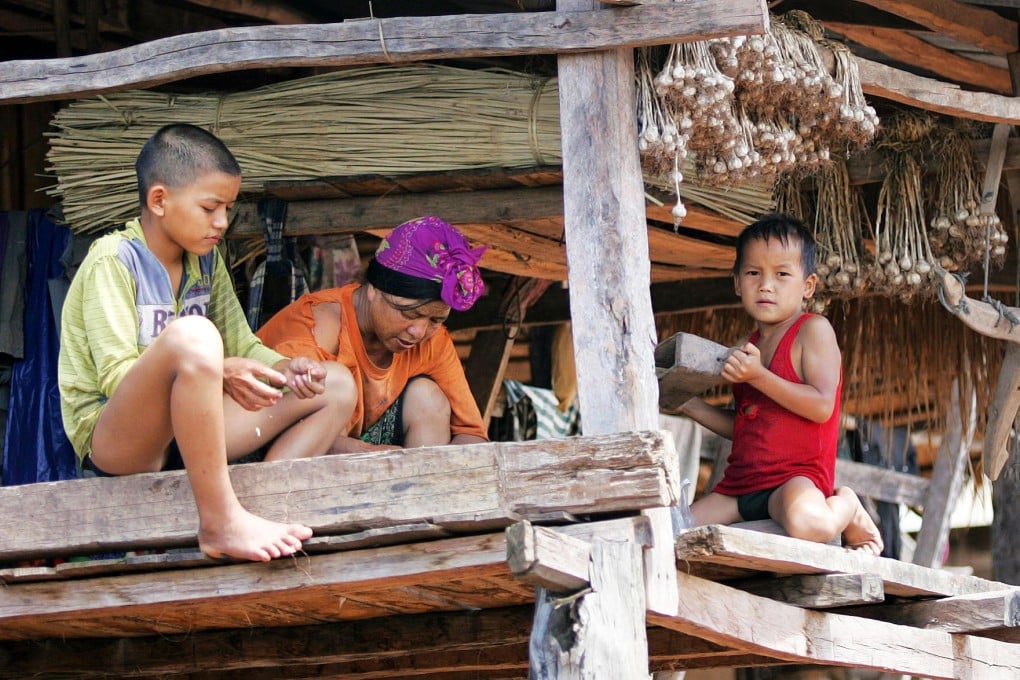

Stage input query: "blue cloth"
[{"left": 2, "top": 210, "right": 77, "bottom": 485}]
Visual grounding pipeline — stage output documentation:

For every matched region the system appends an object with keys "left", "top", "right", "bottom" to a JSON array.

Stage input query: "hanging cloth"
[
  {"left": 3, "top": 210, "right": 77, "bottom": 485},
  {"left": 246, "top": 198, "right": 307, "bottom": 330}
]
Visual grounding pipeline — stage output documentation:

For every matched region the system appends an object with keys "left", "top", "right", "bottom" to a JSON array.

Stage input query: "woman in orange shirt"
[{"left": 258, "top": 216, "right": 489, "bottom": 452}]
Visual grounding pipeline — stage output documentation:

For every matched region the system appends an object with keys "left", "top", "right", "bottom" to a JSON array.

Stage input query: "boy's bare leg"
[
  {"left": 833, "top": 486, "right": 884, "bottom": 555},
  {"left": 90, "top": 316, "right": 311, "bottom": 562},
  {"left": 400, "top": 377, "right": 453, "bottom": 447},
  {"left": 769, "top": 477, "right": 883, "bottom": 554},
  {"left": 690, "top": 492, "right": 742, "bottom": 526},
  {"left": 224, "top": 362, "right": 356, "bottom": 462}
]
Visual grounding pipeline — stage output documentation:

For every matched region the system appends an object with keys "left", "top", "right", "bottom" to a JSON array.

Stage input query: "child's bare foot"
[
  {"left": 838, "top": 488, "right": 884, "bottom": 555},
  {"left": 198, "top": 508, "right": 313, "bottom": 562}
]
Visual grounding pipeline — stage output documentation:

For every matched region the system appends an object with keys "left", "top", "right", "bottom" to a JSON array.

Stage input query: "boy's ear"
[
  {"left": 733, "top": 274, "right": 741, "bottom": 297},
  {"left": 145, "top": 184, "right": 168, "bottom": 217},
  {"left": 802, "top": 272, "right": 818, "bottom": 299}
]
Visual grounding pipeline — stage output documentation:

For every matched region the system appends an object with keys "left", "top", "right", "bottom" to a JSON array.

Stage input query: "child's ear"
[
  {"left": 803, "top": 272, "right": 818, "bottom": 299},
  {"left": 146, "top": 184, "right": 168, "bottom": 217},
  {"left": 733, "top": 274, "right": 741, "bottom": 297}
]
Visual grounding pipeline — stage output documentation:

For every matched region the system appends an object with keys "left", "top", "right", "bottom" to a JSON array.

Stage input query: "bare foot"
[
  {"left": 838, "top": 488, "right": 884, "bottom": 555},
  {"left": 198, "top": 508, "right": 313, "bottom": 562}
]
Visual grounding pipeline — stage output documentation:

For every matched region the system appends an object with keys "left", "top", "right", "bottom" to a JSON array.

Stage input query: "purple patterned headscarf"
[{"left": 367, "top": 216, "right": 487, "bottom": 311}]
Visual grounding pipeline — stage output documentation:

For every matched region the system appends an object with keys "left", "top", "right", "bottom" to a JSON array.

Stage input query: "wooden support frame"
[{"left": 649, "top": 572, "right": 1020, "bottom": 679}]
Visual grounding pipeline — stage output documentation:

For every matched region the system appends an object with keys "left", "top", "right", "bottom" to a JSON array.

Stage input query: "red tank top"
[{"left": 712, "top": 314, "right": 840, "bottom": 497}]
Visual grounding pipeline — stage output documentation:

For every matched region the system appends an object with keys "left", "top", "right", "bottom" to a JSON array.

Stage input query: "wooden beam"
[
  {"left": 0, "top": 431, "right": 678, "bottom": 561},
  {"left": 447, "top": 276, "right": 741, "bottom": 332},
  {"left": 847, "top": 589, "right": 1020, "bottom": 640},
  {"left": 852, "top": 0, "right": 1018, "bottom": 55},
  {"left": 834, "top": 458, "right": 931, "bottom": 507},
  {"left": 727, "top": 573, "right": 886, "bottom": 609},
  {"left": 0, "top": 2, "right": 769, "bottom": 104},
  {"left": 0, "top": 517, "right": 650, "bottom": 641},
  {"left": 650, "top": 572, "right": 1020, "bottom": 679},
  {"left": 857, "top": 54, "right": 1020, "bottom": 123},
  {"left": 823, "top": 22, "right": 1011, "bottom": 94},
  {"left": 506, "top": 520, "right": 593, "bottom": 592},
  {"left": 183, "top": 0, "right": 316, "bottom": 24},
  {"left": 673, "top": 524, "right": 1011, "bottom": 597}
]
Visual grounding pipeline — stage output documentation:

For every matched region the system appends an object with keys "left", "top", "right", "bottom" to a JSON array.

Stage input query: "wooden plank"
[
  {"left": 530, "top": 540, "right": 649, "bottom": 679},
  {"left": 507, "top": 521, "right": 592, "bottom": 592},
  {"left": 447, "top": 276, "right": 742, "bottom": 332},
  {"left": 857, "top": 55, "right": 1020, "bottom": 123},
  {"left": 852, "top": 0, "right": 1017, "bottom": 55},
  {"left": 979, "top": 122, "right": 1012, "bottom": 213},
  {"left": 0, "top": 2, "right": 769, "bottom": 104},
  {"left": 464, "top": 329, "right": 516, "bottom": 426},
  {"left": 0, "top": 606, "right": 764, "bottom": 678},
  {"left": 834, "top": 458, "right": 931, "bottom": 507},
  {"left": 847, "top": 589, "right": 1020, "bottom": 641},
  {"left": 0, "top": 431, "right": 678, "bottom": 561},
  {"left": 673, "top": 524, "right": 1011, "bottom": 597},
  {"left": 727, "top": 573, "right": 886, "bottom": 609},
  {"left": 649, "top": 572, "right": 1020, "bottom": 679},
  {"left": 823, "top": 22, "right": 1011, "bottom": 94},
  {"left": 654, "top": 332, "right": 730, "bottom": 410},
  {"left": 0, "top": 518, "right": 648, "bottom": 642}
]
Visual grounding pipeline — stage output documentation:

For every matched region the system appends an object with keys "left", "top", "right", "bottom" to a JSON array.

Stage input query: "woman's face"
[{"left": 367, "top": 287, "right": 451, "bottom": 354}]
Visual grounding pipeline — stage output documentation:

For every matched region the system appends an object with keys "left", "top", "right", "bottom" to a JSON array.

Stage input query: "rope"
[
  {"left": 528, "top": 78, "right": 551, "bottom": 167},
  {"left": 370, "top": 2, "right": 395, "bottom": 64}
]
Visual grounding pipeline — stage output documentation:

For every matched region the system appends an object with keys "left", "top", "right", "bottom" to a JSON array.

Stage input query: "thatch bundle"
[
  {"left": 46, "top": 63, "right": 775, "bottom": 234},
  {"left": 46, "top": 65, "right": 562, "bottom": 233}
]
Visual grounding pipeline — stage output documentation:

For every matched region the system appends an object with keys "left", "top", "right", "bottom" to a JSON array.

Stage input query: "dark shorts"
[
  {"left": 736, "top": 487, "right": 779, "bottom": 522},
  {"left": 81, "top": 442, "right": 185, "bottom": 478}
]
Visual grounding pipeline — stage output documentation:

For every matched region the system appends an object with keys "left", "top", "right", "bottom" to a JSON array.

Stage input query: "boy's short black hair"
[
  {"left": 733, "top": 212, "right": 816, "bottom": 276},
  {"left": 135, "top": 123, "right": 241, "bottom": 207}
]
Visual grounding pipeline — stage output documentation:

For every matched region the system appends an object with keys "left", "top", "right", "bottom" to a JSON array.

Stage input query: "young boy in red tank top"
[{"left": 675, "top": 213, "right": 883, "bottom": 554}]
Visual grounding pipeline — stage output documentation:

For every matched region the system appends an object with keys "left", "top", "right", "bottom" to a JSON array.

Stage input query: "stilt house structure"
[{"left": 0, "top": 1, "right": 1019, "bottom": 678}]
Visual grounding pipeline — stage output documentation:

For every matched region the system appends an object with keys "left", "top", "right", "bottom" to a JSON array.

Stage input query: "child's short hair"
[
  {"left": 135, "top": 124, "right": 241, "bottom": 207},
  {"left": 733, "top": 212, "right": 816, "bottom": 276}
]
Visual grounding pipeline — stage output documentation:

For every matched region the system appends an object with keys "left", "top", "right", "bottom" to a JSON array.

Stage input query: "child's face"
[
  {"left": 148, "top": 170, "right": 241, "bottom": 256},
  {"left": 734, "top": 236, "right": 817, "bottom": 326}
]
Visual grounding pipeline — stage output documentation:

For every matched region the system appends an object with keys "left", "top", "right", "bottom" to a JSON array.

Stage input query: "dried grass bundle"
[{"left": 47, "top": 64, "right": 563, "bottom": 233}]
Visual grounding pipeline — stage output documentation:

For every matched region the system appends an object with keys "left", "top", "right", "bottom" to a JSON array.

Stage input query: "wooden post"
[
  {"left": 555, "top": 0, "right": 679, "bottom": 626},
  {"left": 913, "top": 380, "right": 977, "bottom": 568},
  {"left": 529, "top": 539, "right": 649, "bottom": 679}
]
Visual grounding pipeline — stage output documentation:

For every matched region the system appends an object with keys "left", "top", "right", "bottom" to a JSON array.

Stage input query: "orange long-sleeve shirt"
[{"left": 257, "top": 284, "right": 487, "bottom": 440}]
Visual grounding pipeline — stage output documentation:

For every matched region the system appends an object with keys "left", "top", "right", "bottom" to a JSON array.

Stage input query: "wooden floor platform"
[{"left": 0, "top": 431, "right": 1017, "bottom": 679}]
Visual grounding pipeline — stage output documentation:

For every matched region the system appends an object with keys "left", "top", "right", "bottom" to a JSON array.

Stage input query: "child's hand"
[
  {"left": 282, "top": 357, "right": 327, "bottom": 399},
  {"left": 223, "top": 357, "right": 286, "bottom": 410},
  {"left": 722, "top": 342, "right": 766, "bottom": 384}
]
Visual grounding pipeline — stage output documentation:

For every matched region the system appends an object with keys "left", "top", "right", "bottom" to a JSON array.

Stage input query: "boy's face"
[
  {"left": 146, "top": 170, "right": 241, "bottom": 256},
  {"left": 734, "top": 236, "right": 817, "bottom": 326}
]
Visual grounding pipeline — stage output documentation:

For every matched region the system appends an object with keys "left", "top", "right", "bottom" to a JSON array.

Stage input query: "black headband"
[{"left": 365, "top": 258, "right": 442, "bottom": 301}]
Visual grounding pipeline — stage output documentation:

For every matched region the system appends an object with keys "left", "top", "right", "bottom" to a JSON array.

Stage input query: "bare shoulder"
[
  {"left": 796, "top": 314, "right": 841, "bottom": 360},
  {"left": 310, "top": 301, "right": 343, "bottom": 353}
]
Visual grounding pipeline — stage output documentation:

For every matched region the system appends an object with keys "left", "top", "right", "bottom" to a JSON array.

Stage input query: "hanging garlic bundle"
[
  {"left": 655, "top": 40, "right": 737, "bottom": 157},
  {"left": 637, "top": 47, "right": 686, "bottom": 179},
  {"left": 812, "top": 156, "right": 869, "bottom": 300},
  {"left": 823, "top": 39, "right": 879, "bottom": 150},
  {"left": 870, "top": 152, "right": 937, "bottom": 301},
  {"left": 926, "top": 124, "right": 1008, "bottom": 271}
]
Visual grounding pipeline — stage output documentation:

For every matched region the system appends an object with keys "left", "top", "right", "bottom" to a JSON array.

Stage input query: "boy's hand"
[
  {"left": 280, "top": 357, "right": 327, "bottom": 399},
  {"left": 722, "top": 342, "right": 766, "bottom": 384},
  {"left": 223, "top": 357, "right": 286, "bottom": 411}
]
